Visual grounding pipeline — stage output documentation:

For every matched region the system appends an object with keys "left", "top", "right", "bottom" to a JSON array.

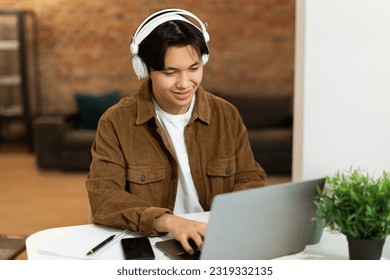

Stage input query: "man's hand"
[{"left": 153, "top": 214, "right": 207, "bottom": 254}]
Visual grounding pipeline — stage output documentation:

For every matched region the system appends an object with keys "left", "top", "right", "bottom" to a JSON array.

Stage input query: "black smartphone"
[{"left": 121, "top": 237, "right": 155, "bottom": 260}]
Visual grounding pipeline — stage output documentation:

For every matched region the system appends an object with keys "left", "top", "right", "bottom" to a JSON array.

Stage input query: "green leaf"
[{"left": 315, "top": 168, "right": 390, "bottom": 239}]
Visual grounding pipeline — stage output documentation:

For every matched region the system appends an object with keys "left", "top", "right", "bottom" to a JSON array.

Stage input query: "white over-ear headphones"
[{"left": 130, "top": 8, "right": 210, "bottom": 79}]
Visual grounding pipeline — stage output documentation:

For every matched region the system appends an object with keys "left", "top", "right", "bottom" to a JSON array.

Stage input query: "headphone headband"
[
  {"left": 132, "top": 9, "right": 209, "bottom": 52},
  {"left": 130, "top": 8, "right": 210, "bottom": 79},
  {"left": 131, "top": 14, "right": 197, "bottom": 55}
]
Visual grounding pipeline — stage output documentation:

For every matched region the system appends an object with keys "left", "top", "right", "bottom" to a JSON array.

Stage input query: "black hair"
[{"left": 138, "top": 20, "right": 209, "bottom": 71}]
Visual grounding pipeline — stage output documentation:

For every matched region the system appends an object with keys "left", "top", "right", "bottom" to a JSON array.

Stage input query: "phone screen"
[{"left": 121, "top": 237, "right": 155, "bottom": 260}]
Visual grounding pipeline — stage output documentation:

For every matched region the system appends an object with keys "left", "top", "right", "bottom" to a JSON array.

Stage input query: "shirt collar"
[{"left": 136, "top": 79, "right": 211, "bottom": 125}]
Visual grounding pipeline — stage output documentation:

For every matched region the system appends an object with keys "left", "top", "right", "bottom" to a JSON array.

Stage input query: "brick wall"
[{"left": 0, "top": 0, "right": 295, "bottom": 114}]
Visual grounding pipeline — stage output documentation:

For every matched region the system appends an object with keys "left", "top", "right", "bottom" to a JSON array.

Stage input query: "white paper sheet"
[{"left": 38, "top": 225, "right": 133, "bottom": 260}]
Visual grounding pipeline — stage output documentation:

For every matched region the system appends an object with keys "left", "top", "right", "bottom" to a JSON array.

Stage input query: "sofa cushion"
[
  {"left": 75, "top": 90, "right": 120, "bottom": 129},
  {"left": 248, "top": 127, "right": 293, "bottom": 174},
  {"left": 220, "top": 94, "right": 293, "bottom": 129},
  {"left": 62, "top": 130, "right": 96, "bottom": 147}
]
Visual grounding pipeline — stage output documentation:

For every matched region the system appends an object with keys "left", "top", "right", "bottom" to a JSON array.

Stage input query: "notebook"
[{"left": 155, "top": 178, "right": 325, "bottom": 260}]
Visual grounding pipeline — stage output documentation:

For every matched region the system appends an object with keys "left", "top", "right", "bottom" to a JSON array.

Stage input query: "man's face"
[{"left": 150, "top": 45, "right": 203, "bottom": 115}]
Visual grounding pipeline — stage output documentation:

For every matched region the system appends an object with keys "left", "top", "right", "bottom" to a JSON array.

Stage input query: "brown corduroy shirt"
[{"left": 86, "top": 79, "right": 266, "bottom": 236}]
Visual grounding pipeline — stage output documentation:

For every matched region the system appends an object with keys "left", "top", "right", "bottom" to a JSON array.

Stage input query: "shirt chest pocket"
[
  {"left": 207, "top": 157, "right": 236, "bottom": 196},
  {"left": 127, "top": 166, "right": 166, "bottom": 201},
  {"left": 128, "top": 166, "right": 165, "bottom": 184}
]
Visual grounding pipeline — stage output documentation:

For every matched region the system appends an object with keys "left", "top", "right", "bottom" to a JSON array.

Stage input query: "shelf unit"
[{"left": 0, "top": 10, "right": 40, "bottom": 151}]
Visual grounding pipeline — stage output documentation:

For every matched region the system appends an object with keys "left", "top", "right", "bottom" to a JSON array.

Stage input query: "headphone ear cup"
[
  {"left": 202, "top": 53, "right": 209, "bottom": 65},
  {"left": 203, "top": 31, "right": 210, "bottom": 43},
  {"left": 130, "top": 42, "right": 139, "bottom": 56},
  {"left": 132, "top": 55, "right": 148, "bottom": 79}
]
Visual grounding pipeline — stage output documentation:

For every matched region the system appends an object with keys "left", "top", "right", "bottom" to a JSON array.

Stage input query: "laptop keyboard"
[
  {"left": 175, "top": 238, "right": 201, "bottom": 260},
  {"left": 176, "top": 249, "right": 201, "bottom": 260},
  {"left": 155, "top": 238, "right": 202, "bottom": 260}
]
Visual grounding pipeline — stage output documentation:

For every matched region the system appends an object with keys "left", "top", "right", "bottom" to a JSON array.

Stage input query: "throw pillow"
[{"left": 75, "top": 90, "right": 120, "bottom": 129}]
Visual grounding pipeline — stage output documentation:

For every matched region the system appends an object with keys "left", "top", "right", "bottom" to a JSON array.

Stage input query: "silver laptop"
[{"left": 156, "top": 178, "right": 325, "bottom": 260}]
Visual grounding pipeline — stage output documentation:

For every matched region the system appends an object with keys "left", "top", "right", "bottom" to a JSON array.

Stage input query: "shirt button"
[
  {"left": 140, "top": 175, "right": 146, "bottom": 182},
  {"left": 225, "top": 167, "right": 231, "bottom": 174},
  {"left": 171, "top": 172, "right": 177, "bottom": 179}
]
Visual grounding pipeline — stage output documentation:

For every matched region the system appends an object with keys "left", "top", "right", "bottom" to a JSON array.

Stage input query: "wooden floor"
[
  {"left": 0, "top": 143, "right": 90, "bottom": 259},
  {"left": 0, "top": 143, "right": 290, "bottom": 260}
]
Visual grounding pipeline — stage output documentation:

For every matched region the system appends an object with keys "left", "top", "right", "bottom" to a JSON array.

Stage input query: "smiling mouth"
[
  {"left": 173, "top": 90, "right": 192, "bottom": 100},
  {"left": 174, "top": 89, "right": 191, "bottom": 95}
]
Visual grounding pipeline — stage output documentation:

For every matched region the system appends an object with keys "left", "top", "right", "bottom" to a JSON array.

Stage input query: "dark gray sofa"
[
  {"left": 220, "top": 94, "right": 293, "bottom": 174},
  {"left": 34, "top": 114, "right": 95, "bottom": 171},
  {"left": 34, "top": 94, "right": 293, "bottom": 174}
]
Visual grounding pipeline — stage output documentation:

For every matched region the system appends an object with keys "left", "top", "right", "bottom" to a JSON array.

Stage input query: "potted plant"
[{"left": 315, "top": 168, "right": 390, "bottom": 260}]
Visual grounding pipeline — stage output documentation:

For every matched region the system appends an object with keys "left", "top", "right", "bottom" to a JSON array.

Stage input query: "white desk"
[
  {"left": 26, "top": 212, "right": 389, "bottom": 260},
  {"left": 27, "top": 212, "right": 208, "bottom": 260}
]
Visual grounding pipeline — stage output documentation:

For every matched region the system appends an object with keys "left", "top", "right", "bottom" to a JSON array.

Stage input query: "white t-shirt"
[{"left": 153, "top": 96, "right": 204, "bottom": 214}]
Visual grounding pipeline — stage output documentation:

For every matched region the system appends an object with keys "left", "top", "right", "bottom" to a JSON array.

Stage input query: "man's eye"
[
  {"left": 163, "top": 71, "right": 175, "bottom": 76},
  {"left": 190, "top": 67, "right": 199, "bottom": 72}
]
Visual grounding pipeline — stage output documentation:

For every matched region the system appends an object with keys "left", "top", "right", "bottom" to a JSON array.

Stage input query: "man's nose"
[{"left": 176, "top": 71, "right": 190, "bottom": 88}]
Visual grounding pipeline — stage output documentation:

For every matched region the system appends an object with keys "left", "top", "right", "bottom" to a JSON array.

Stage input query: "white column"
[{"left": 293, "top": 0, "right": 390, "bottom": 180}]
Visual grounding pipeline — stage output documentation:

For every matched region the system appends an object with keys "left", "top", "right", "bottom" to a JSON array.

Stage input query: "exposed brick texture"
[{"left": 0, "top": 0, "right": 295, "bottom": 114}]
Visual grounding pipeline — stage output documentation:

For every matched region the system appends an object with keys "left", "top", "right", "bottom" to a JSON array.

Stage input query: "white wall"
[{"left": 293, "top": 0, "right": 390, "bottom": 180}]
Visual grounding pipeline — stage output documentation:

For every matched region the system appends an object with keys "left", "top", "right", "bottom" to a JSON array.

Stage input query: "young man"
[{"left": 86, "top": 8, "right": 266, "bottom": 254}]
